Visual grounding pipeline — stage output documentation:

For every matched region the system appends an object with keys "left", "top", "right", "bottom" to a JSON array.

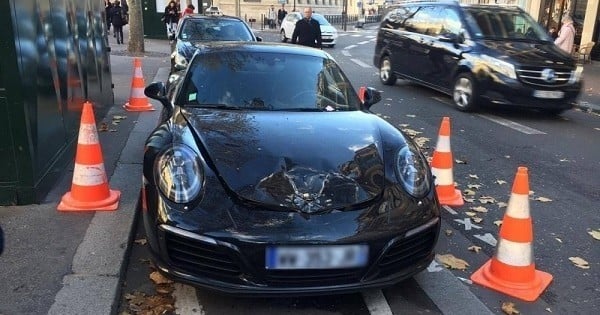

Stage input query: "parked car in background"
[
  {"left": 170, "top": 14, "right": 261, "bottom": 72},
  {"left": 373, "top": 2, "right": 583, "bottom": 115},
  {"left": 142, "top": 42, "right": 441, "bottom": 295},
  {"left": 280, "top": 12, "right": 338, "bottom": 47}
]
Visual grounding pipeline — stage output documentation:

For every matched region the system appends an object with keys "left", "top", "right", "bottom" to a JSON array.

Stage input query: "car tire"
[
  {"left": 280, "top": 29, "right": 287, "bottom": 43},
  {"left": 452, "top": 73, "right": 478, "bottom": 112},
  {"left": 379, "top": 56, "right": 397, "bottom": 86}
]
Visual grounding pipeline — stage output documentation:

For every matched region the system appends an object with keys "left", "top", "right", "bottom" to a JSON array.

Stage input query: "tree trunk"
[{"left": 127, "top": 0, "right": 145, "bottom": 54}]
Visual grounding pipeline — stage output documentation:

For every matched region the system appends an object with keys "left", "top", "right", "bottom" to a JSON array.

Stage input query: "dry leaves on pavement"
[
  {"left": 494, "top": 220, "right": 503, "bottom": 227},
  {"left": 478, "top": 196, "right": 496, "bottom": 204},
  {"left": 150, "top": 271, "right": 173, "bottom": 285},
  {"left": 467, "top": 184, "right": 482, "bottom": 190},
  {"left": 471, "top": 206, "right": 488, "bottom": 213},
  {"left": 569, "top": 257, "right": 590, "bottom": 269},
  {"left": 533, "top": 196, "right": 553, "bottom": 202},
  {"left": 468, "top": 245, "right": 482, "bottom": 253},
  {"left": 463, "top": 197, "right": 475, "bottom": 203},
  {"left": 98, "top": 122, "right": 109, "bottom": 132},
  {"left": 435, "top": 254, "right": 469, "bottom": 270},
  {"left": 463, "top": 189, "right": 476, "bottom": 196},
  {"left": 468, "top": 174, "right": 479, "bottom": 179},
  {"left": 588, "top": 229, "right": 600, "bottom": 240},
  {"left": 501, "top": 302, "right": 520, "bottom": 314},
  {"left": 472, "top": 217, "right": 483, "bottom": 223},
  {"left": 124, "top": 291, "right": 175, "bottom": 315},
  {"left": 495, "top": 179, "right": 507, "bottom": 185},
  {"left": 497, "top": 202, "right": 508, "bottom": 208},
  {"left": 445, "top": 229, "right": 453, "bottom": 236},
  {"left": 134, "top": 239, "right": 147, "bottom": 246},
  {"left": 455, "top": 159, "right": 467, "bottom": 164},
  {"left": 465, "top": 211, "right": 477, "bottom": 217}
]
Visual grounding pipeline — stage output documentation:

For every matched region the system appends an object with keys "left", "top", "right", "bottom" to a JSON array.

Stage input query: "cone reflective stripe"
[
  {"left": 124, "top": 58, "right": 155, "bottom": 112},
  {"left": 471, "top": 167, "right": 552, "bottom": 302},
  {"left": 58, "top": 101, "right": 120, "bottom": 211},
  {"left": 431, "top": 117, "right": 463, "bottom": 207}
]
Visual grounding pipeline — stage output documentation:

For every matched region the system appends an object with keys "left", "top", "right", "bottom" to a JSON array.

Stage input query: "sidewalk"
[{"left": 577, "top": 62, "right": 600, "bottom": 113}]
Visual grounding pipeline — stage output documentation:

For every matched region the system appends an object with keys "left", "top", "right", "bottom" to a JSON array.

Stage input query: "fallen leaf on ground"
[
  {"left": 401, "top": 128, "right": 422, "bottom": 137},
  {"left": 472, "top": 217, "right": 483, "bottom": 223},
  {"left": 595, "top": 127, "right": 600, "bottom": 131},
  {"left": 155, "top": 284, "right": 175, "bottom": 295},
  {"left": 468, "top": 174, "right": 479, "bottom": 179},
  {"left": 455, "top": 159, "right": 467, "bottom": 164},
  {"left": 383, "top": 115, "right": 390, "bottom": 119},
  {"left": 546, "top": 307, "right": 553, "bottom": 312},
  {"left": 413, "top": 137, "right": 430, "bottom": 148},
  {"left": 445, "top": 229, "right": 453, "bottom": 236},
  {"left": 465, "top": 211, "right": 477, "bottom": 217},
  {"left": 569, "top": 257, "right": 590, "bottom": 269},
  {"left": 463, "top": 197, "right": 475, "bottom": 203},
  {"left": 406, "top": 114, "right": 416, "bottom": 118},
  {"left": 479, "top": 196, "right": 496, "bottom": 204},
  {"left": 529, "top": 190, "right": 535, "bottom": 195},
  {"left": 559, "top": 158, "right": 569, "bottom": 162},
  {"left": 435, "top": 254, "right": 469, "bottom": 270},
  {"left": 497, "top": 202, "right": 508, "bottom": 208},
  {"left": 468, "top": 245, "right": 482, "bottom": 253},
  {"left": 494, "top": 220, "right": 503, "bottom": 227},
  {"left": 398, "top": 123, "right": 410, "bottom": 128},
  {"left": 504, "top": 155, "right": 511, "bottom": 159},
  {"left": 501, "top": 301, "right": 520, "bottom": 314},
  {"left": 113, "top": 115, "right": 127, "bottom": 120},
  {"left": 588, "top": 229, "right": 600, "bottom": 240},
  {"left": 463, "top": 189, "right": 476, "bottom": 196},
  {"left": 150, "top": 271, "right": 173, "bottom": 285},
  {"left": 555, "top": 237, "right": 563, "bottom": 243},
  {"left": 98, "top": 122, "right": 109, "bottom": 132},
  {"left": 471, "top": 206, "right": 488, "bottom": 213},
  {"left": 534, "top": 196, "right": 553, "bottom": 202},
  {"left": 495, "top": 180, "right": 507, "bottom": 185},
  {"left": 134, "top": 239, "right": 147, "bottom": 246},
  {"left": 467, "top": 184, "right": 482, "bottom": 190}
]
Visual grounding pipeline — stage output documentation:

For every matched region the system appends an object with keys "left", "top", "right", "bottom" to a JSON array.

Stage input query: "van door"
[
  {"left": 378, "top": 6, "right": 418, "bottom": 80},
  {"left": 428, "top": 7, "right": 467, "bottom": 89},
  {"left": 404, "top": 6, "right": 442, "bottom": 82}
]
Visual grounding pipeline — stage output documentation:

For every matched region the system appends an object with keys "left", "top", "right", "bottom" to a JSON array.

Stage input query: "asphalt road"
[{"left": 118, "top": 28, "right": 599, "bottom": 315}]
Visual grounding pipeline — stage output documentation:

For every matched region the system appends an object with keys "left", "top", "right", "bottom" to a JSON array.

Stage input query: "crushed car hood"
[{"left": 183, "top": 109, "right": 385, "bottom": 213}]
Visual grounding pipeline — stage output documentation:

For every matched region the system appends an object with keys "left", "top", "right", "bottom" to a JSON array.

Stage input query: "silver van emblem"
[{"left": 541, "top": 68, "right": 556, "bottom": 82}]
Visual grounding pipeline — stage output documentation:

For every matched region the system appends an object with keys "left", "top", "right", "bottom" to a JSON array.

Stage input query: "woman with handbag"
[{"left": 162, "top": 0, "right": 180, "bottom": 42}]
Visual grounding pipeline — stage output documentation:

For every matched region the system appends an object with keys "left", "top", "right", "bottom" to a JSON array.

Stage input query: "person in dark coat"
[
  {"left": 291, "top": 7, "right": 322, "bottom": 49},
  {"left": 105, "top": 0, "right": 113, "bottom": 35},
  {"left": 163, "top": 0, "right": 180, "bottom": 41},
  {"left": 110, "top": 1, "right": 126, "bottom": 44}
]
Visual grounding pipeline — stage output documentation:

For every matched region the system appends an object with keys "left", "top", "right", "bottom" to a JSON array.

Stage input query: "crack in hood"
[{"left": 182, "top": 109, "right": 385, "bottom": 213}]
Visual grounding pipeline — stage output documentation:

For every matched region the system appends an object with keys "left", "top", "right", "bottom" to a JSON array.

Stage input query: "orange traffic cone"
[
  {"left": 123, "top": 58, "right": 155, "bottom": 112},
  {"left": 58, "top": 101, "right": 121, "bottom": 211},
  {"left": 431, "top": 117, "right": 463, "bottom": 207},
  {"left": 471, "top": 167, "right": 552, "bottom": 301}
]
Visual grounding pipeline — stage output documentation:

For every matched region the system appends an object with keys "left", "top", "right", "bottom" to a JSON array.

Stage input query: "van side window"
[
  {"left": 383, "top": 6, "right": 418, "bottom": 30},
  {"left": 406, "top": 6, "right": 442, "bottom": 36},
  {"left": 439, "top": 8, "right": 462, "bottom": 36}
]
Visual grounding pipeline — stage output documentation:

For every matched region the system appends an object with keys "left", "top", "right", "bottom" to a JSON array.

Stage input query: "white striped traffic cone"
[
  {"left": 431, "top": 117, "right": 463, "bottom": 207},
  {"left": 58, "top": 101, "right": 120, "bottom": 211},
  {"left": 123, "top": 58, "right": 155, "bottom": 112}
]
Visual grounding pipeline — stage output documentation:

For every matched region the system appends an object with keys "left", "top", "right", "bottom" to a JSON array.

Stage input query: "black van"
[{"left": 373, "top": 2, "right": 583, "bottom": 114}]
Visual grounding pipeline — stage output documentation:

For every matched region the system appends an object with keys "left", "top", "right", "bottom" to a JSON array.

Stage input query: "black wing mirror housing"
[
  {"left": 360, "top": 87, "right": 382, "bottom": 110},
  {"left": 144, "top": 81, "right": 173, "bottom": 112}
]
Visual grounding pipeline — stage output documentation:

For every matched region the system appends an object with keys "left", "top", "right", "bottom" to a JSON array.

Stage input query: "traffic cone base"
[
  {"left": 471, "top": 260, "right": 553, "bottom": 302},
  {"left": 57, "top": 189, "right": 121, "bottom": 211},
  {"left": 123, "top": 102, "right": 154, "bottom": 112},
  {"left": 435, "top": 186, "right": 464, "bottom": 207}
]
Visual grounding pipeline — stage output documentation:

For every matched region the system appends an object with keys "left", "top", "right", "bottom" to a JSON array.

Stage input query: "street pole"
[{"left": 293, "top": 0, "right": 296, "bottom": 12}]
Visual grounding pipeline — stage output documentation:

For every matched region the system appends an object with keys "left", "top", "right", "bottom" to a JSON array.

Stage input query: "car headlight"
[
  {"left": 568, "top": 65, "right": 583, "bottom": 84},
  {"left": 155, "top": 144, "right": 203, "bottom": 204},
  {"left": 395, "top": 141, "right": 431, "bottom": 198},
  {"left": 174, "top": 52, "right": 188, "bottom": 68},
  {"left": 481, "top": 55, "right": 516, "bottom": 79}
]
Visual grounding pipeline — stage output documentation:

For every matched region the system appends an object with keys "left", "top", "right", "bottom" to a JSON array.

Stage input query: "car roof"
[{"left": 181, "top": 14, "right": 243, "bottom": 22}]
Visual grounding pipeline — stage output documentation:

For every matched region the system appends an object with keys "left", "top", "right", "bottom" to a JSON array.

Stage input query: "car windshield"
[
  {"left": 178, "top": 51, "right": 361, "bottom": 111},
  {"left": 464, "top": 8, "right": 552, "bottom": 42},
  {"left": 311, "top": 14, "right": 331, "bottom": 26},
  {"left": 179, "top": 19, "right": 254, "bottom": 41}
]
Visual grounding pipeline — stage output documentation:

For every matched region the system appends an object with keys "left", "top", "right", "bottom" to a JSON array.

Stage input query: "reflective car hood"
[
  {"left": 480, "top": 40, "right": 575, "bottom": 67},
  {"left": 182, "top": 109, "right": 385, "bottom": 213},
  {"left": 320, "top": 25, "right": 337, "bottom": 35}
]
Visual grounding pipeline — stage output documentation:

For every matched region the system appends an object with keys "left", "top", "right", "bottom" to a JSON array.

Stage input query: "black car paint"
[{"left": 143, "top": 43, "right": 441, "bottom": 295}]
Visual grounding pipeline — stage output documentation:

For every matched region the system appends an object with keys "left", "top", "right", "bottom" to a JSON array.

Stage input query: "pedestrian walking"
[
  {"left": 162, "top": 0, "right": 180, "bottom": 42},
  {"left": 105, "top": 0, "right": 113, "bottom": 35},
  {"left": 110, "top": 1, "right": 127, "bottom": 44},
  {"left": 267, "top": 5, "right": 277, "bottom": 29},
  {"left": 555, "top": 15, "right": 576, "bottom": 54},
  {"left": 291, "top": 7, "right": 322, "bottom": 49},
  {"left": 182, "top": 4, "right": 195, "bottom": 17},
  {"left": 277, "top": 5, "right": 288, "bottom": 27}
]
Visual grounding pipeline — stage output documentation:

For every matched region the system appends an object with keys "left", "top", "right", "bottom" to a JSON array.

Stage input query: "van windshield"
[{"left": 464, "top": 8, "right": 553, "bottom": 42}]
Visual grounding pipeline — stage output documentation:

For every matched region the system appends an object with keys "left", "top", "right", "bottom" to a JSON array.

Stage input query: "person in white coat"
[{"left": 554, "top": 15, "right": 576, "bottom": 54}]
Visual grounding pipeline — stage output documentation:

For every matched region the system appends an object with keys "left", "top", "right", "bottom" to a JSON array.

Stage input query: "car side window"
[
  {"left": 406, "top": 6, "right": 442, "bottom": 36},
  {"left": 439, "top": 8, "right": 462, "bottom": 36},
  {"left": 383, "top": 6, "right": 418, "bottom": 30}
]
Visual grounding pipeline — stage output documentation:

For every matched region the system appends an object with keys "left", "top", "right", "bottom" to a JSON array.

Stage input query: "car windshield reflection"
[
  {"left": 178, "top": 51, "right": 361, "bottom": 111},
  {"left": 179, "top": 19, "right": 254, "bottom": 41}
]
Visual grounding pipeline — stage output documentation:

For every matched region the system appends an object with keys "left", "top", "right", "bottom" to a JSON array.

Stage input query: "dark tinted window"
[
  {"left": 464, "top": 8, "right": 552, "bottom": 41},
  {"left": 405, "top": 6, "right": 441, "bottom": 36},
  {"left": 180, "top": 51, "right": 361, "bottom": 111},
  {"left": 179, "top": 19, "right": 254, "bottom": 41},
  {"left": 381, "top": 6, "right": 418, "bottom": 29}
]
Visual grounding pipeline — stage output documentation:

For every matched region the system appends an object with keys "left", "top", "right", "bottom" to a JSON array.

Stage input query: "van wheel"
[
  {"left": 453, "top": 73, "right": 478, "bottom": 111},
  {"left": 280, "top": 30, "right": 287, "bottom": 43},
  {"left": 379, "top": 57, "right": 396, "bottom": 85}
]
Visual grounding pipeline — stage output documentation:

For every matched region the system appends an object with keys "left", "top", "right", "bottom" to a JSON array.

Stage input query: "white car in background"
[{"left": 280, "top": 12, "right": 338, "bottom": 48}]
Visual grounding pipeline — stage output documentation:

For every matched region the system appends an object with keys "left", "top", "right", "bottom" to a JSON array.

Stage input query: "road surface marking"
[
  {"left": 173, "top": 283, "right": 204, "bottom": 314},
  {"left": 362, "top": 289, "right": 394, "bottom": 315},
  {"left": 454, "top": 218, "right": 482, "bottom": 231},
  {"left": 427, "top": 260, "right": 444, "bottom": 272},
  {"left": 358, "top": 40, "right": 371, "bottom": 45},
  {"left": 443, "top": 205, "right": 458, "bottom": 215},
  {"left": 351, "top": 58, "right": 371, "bottom": 68},
  {"left": 474, "top": 233, "right": 498, "bottom": 247},
  {"left": 344, "top": 44, "right": 358, "bottom": 49},
  {"left": 342, "top": 50, "right": 352, "bottom": 56},
  {"left": 477, "top": 114, "right": 546, "bottom": 134}
]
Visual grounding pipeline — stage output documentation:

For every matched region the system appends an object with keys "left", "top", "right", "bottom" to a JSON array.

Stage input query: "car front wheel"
[
  {"left": 453, "top": 73, "right": 478, "bottom": 112},
  {"left": 379, "top": 57, "right": 397, "bottom": 86},
  {"left": 280, "top": 29, "right": 287, "bottom": 42}
]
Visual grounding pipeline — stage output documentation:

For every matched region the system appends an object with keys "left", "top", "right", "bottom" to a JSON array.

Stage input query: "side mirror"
[
  {"left": 256, "top": 36, "right": 263, "bottom": 42},
  {"left": 360, "top": 87, "right": 382, "bottom": 109},
  {"left": 144, "top": 82, "right": 173, "bottom": 112}
]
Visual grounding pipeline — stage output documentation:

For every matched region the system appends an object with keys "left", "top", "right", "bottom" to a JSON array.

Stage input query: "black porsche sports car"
[{"left": 142, "top": 42, "right": 441, "bottom": 296}]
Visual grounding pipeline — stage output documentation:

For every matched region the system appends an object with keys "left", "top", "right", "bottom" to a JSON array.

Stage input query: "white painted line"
[
  {"left": 432, "top": 96, "right": 453, "bottom": 106},
  {"left": 454, "top": 218, "right": 482, "bottom": 231},
  {"left": 474, "top": 233, "right": 498, "bottom": 247},
  {"left": 344, "top": 44, "right": 358, "bottom": 49},
  {"left": 477, "top": 114, "right": 546, "bottom": 134},
  {"left": 358, "top": 40, "right": 371, "bottom": 45},
  {"left": 352, "top": 34, "right": 362, "bottom": 37},
  {"left": 427, "top": 260, "right": 444, "bottom": 272},
  {"left": 173, "top": 283, "right": 204, "bottom": 315},
  {"left": 342, "top": 50, "right": 351, "bottom": 56},
  {"left": 351, "top": 58, "right": 371, "bottom": 68},
  {"left": 362, "top": 289, "right": 394, "bottom": 315},
  {"left": 443, "top": 205, "right": 458, "bottom": 215}
]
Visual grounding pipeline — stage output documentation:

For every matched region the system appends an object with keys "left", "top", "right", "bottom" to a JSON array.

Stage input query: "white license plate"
[
  {"left": 533, "top": 90, "right": 564, "bottom": 99},
  {"left": 266, "top": 245, "right": 368, "bottom": 270}
]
